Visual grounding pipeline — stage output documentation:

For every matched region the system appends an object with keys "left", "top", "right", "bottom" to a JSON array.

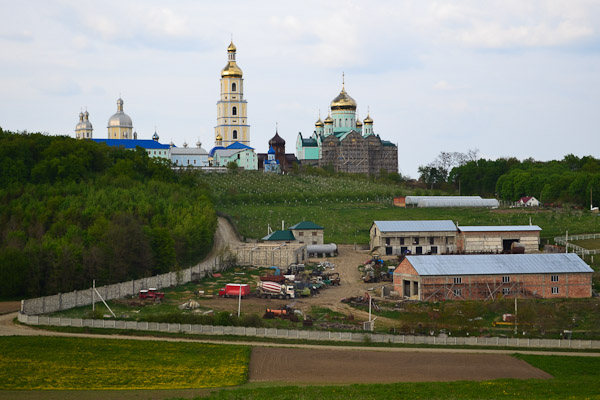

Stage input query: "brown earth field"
[
  {"left": 0, "top": 301, "right": 20, "bottom": 314},
  {"left": 249, "top": 347, "right": 553, "bottom": 384}
]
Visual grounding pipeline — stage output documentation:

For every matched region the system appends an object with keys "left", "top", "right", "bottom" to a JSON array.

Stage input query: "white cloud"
[
  {"left": 434, "top": 80, "right": 454, "bottom": 90},
  {"left": 419, "top": 1, "right": 598, "bottom": 48}
]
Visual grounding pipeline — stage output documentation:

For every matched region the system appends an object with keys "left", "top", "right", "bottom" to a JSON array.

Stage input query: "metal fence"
[
  {"left": 17, "top": 313, "right": 600, "bottom": 350},
  {"left": 21, "top": 256, "right": 226, "bottom": 315}
]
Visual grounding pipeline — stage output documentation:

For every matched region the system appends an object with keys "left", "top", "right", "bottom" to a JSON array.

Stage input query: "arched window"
[
  {"left": 232, "top": 106, "right": 237, "bottom": 116},
  {"left": 232, "top": 82, "right": 237, "bottom": 92},
  {"left": 233, "top": 130, "right": 238, "bottom": 140}
]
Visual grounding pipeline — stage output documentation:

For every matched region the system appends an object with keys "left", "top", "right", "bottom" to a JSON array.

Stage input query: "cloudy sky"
[{"left": 1, "top": 1, "right": 599, "bottom": 177}]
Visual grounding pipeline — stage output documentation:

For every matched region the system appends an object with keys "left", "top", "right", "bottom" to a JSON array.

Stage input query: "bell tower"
[{"left": 215, "top": 41, "right": 250, "bottom": 147}]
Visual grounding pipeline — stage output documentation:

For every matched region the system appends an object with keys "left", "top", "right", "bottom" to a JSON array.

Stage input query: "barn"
[
  {"left": 370, "top": 220, "right": 458, "bottom": 255},
  {"left": 457, "top": 225, "right": 542, "bottom": 253},
  {"left": 393, "top": 253, "right": 593, "bottom": 301}
]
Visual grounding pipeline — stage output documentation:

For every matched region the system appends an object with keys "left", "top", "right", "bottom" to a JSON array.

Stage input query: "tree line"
[
  {"left": 0, "top": 129, "right": 216, "bottom": 298},
  {"left": 419, "top": 150, "right": 600, "bottom": 207}
]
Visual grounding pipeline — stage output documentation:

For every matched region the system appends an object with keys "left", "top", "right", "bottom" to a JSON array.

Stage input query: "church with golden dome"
[
  {"left": 214, "top": 41, "right": 249, "bottom": 147},
  {"left": 296, "top": 77, "right": 398, "bottom": 175}
]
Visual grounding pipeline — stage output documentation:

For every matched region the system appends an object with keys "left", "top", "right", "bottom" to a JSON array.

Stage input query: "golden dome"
[
  {"left": 221, "top": 41, "right": 243, "bottom": 78},
  {"left": 315, "top": 118, "right": 324, "bottom": 127},
  {"left": 216, "top": 133, "right": 223, "bottom": 141},
  {"left": 364, "top": 113, "right": 373, "bottom": 124},
  {"left": 324, "top": 113, "right": 333, "bottom": 124},
  {"left": 221, "top": 62, "right": 243, "bottom": 77},
  {"left": 356, "top": 119, "right": 363, "bottom": 127},
  {"left": 330, "top": 85, "right": 357, "bottom": 110}
]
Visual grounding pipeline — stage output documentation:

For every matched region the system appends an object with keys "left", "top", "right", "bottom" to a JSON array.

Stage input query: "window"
[
  {"left": 429, "top": 237, "right": 435, "bottom": 245},
  {"left": 502, "top": 288, "right": 511, "bottom": 295},
  {"left": 233, "top": 130, "right": 238, "bottom": 139},
  {"left": 552, "top": 287, "right": 559, "bottom": 294},
  {"left": 193, "top": 159, "right": 196, "bottom": 164},
  {"left": 502, "top": 276, "right": 510, "bottom": 283},
  {"left": 232, "top": 82, "right": 237, "bottom": 92},
  {"left": 431, "top": 246, "right": 437, "bottom": 254},
  {"left": 551, "top": 275, "right": 559, "bottom": 282},
  {"left": 400, "top": 237, "right": 405, "bottom": 245},
  {"left": 298, "top": 232, "right": 304, "bottom": 236},
  {"left": 453, "top": 289, "right": 462, "bottom": 297},
  {"left": 385, "top": 238, "right": 391, "bottom": 245},
  {"left": 453, "top": 277, "right": 462, "bottom": 284},
  {"left": 232, "top": 106, "right": 237, "bottom": 116},
  {"left": 413, "top": 237, "right": 419, "bottom": 245}
]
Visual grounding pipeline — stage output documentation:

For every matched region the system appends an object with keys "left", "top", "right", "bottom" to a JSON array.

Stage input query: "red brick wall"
[
  {"left": 419, "top": 272, "right": 592, "bottom": 301},
  {"left": 393, "top": 259, "right": 418, "bottom": 295}
]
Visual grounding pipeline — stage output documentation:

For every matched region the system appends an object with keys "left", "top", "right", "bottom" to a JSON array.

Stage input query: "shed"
[{"left": 457, "top": 225, "right": 542, "bottom": 253}]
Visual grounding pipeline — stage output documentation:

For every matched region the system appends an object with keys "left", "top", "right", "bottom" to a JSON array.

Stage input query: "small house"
[{"left": 517, "top": 196, "right": 540, "bottom": 207}]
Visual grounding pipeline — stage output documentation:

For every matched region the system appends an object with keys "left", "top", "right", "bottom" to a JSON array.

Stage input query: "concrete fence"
[
  {"left": 21, "top": 256, "right": 226, "bottom": 315},
  {"left": 17, "top": 312, "right": 600, "bottom": 350}
]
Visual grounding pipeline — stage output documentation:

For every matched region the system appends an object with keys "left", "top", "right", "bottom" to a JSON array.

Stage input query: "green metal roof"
[
  {"left": 289, "top": 221, "right": 324, "bottom": 230},
  {"left": 262, "top": 230, "right": 296, "bottom": 241},
  {"left": 301, "top": 138, "right": 318, "bottom": 147}
]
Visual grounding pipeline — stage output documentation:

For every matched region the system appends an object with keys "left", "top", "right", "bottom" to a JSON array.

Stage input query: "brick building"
[
  {"left": 289, "top": 221, "right": 324, "bottom": 245},
  {"left": 457, "top": 225, "right": 541, "bottom": 253},
  {"left": 393, "top": 253, "right": 593, "bottom": 301}
]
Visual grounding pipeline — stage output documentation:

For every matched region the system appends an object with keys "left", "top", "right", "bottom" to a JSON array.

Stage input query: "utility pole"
[
  {"left": 514, "top": 296, "right": 518, "bottom": 335},
  {"left": 237, "top": 285, "right": 242, "bottom": 318},
  {"left": 92, "top": 280, "right": 95, "bottom": 312}
]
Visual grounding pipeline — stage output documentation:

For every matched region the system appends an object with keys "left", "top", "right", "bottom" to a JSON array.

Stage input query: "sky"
[{"left": 1, "top": 0, "right": 600, "bottom": 178}]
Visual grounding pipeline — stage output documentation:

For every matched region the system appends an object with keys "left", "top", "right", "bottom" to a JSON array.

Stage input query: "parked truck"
[
  {"left": 218, "top": 283, "right": 250, "bottom": 298},
  {"left": 139, "top": 288, "right": 165, "bottom": 301},
  {"left": 257, "top": 280, "right": 295, "bottom": 299}
]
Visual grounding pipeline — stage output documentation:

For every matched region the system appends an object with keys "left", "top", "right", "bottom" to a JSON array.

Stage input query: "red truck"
[
  {"left": 139, "top": 288, "right": 165, "bottom": 301},
  {"left": 218, "top": 283, "right": 250, "bottom": 298}
]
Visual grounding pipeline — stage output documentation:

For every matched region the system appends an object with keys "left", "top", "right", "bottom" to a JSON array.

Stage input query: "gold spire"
[
  {"left": 330, "top": 73, "right": 357, "bottom": 110},
  {"left": 364, "top": 108, "right": 373, "bottom": 124},
  {"left": 221, "top": 41, "right": 243, "bottom": 77}
]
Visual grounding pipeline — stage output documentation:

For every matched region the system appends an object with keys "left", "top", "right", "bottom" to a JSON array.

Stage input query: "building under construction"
[
  {"left": 319, "top": 131, "right": 398, "bottom": 175},
  {"left": 393, "top": 253, "right": 593, "bottom": 301},
  {"left": 230, "top": 242, "right": 307, "bottom": 268}
]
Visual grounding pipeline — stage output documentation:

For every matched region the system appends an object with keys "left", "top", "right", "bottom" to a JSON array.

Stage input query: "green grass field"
[
  {"left": 0, "top": 337, "right": 249, "bottom": 390},
  {"left": 221, "top": 202, "right": 599, "bottom": 245},
  {"left": 197, "top": 354, "right": 600, "bottom": 400},
  {"left": 571, "top": 238, "right": 600, "bottom": 250}
]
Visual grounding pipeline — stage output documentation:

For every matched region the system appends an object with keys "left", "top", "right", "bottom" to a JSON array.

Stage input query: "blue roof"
[
  {"left": 268, "top": 146, "right": 275, "bottom": 154},
  {"left": 92, "top": 139, "right": 170, "bottom": 149},
  {"left": 226, "top": 142, "right": 253, "bottom": 150},
  {"left": 402, "top": 253, "right": 593, "bottom": 276},
  {"left": 209, "top": 146, "right": 225, "bottom": 157},
  {"left": 374, "top": 220, "right": 457, "bottom": 232}
]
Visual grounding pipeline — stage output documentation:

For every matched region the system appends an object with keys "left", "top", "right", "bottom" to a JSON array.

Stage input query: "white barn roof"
[
  {"left": 417, "top": 198, "right": 499, "bottom": 208},
  {"left": 405, "top": 196, "right": 481, "bottom": 205},
  {"left": 374, "top": 220, "right": 457, "bottom": 232},
  {"left": 459, "top": 225, "right": 542, "bottom": 232},
  {"left": 404, "top": 253, "right": 593, "bottom": 276}
]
